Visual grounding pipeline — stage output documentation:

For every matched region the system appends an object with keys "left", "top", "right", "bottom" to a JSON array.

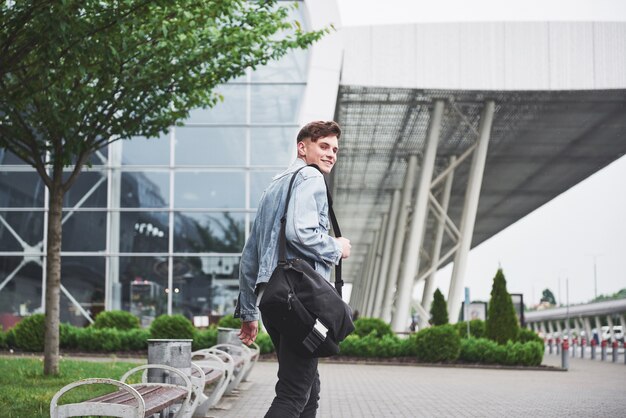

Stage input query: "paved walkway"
[{"left": 209, "top": 354, "right": 626, "bottom": 417}]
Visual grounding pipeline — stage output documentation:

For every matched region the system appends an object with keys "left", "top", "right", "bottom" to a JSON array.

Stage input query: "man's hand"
[
  {"left": 337, "top": 237, "right": 351, "bottom": 259},
  {"left": 239, "top": 320, "right": 259, "bottom": 346}
]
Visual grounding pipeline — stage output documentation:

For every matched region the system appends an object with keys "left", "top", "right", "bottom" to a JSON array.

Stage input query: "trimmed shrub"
[
  {"left": 193, "top": 327, "right": 218, "bottom": 351},
  {"left": 517, "top": 328, "right": 543, "bottom": 345},
  {"left": 339, "top": 333, "right": 378, "bottom": 357},
  {"left": 255, "top": 332, "right": 275, "bottom": 354},
  {"left": 414, "top": 324, "right": 460, "bottom": 363},
  {"left": 5, "top": 328, "right": 17, "bottom": 348},
  {"left": 459, "top": 337, "right": 499, "bottom": 363},
  {"left": 0, "top": 330, "right": 6, "bottom": 349},
  {"left": 430, "top": 288, "right": 449, "bottom": 325},
  {"left": 76, "top": 327, "right": 122, "bottom": 352},
  {"left": 93, "top": 310, "right": 140, "bottom": 330},
  {"left": 13, "top": 314, "right": 45, "bottom": 352},
  {"left": 217, "top": 314, "right": 240, "bottom": 329},
  {"left": 353, "top": 318, "right": 393, "bottom": 338},
  {"left": 459, "top": 337, "right": 543, "bottom": 366},
  {"left": 118, "top": 328, "right": 150, "bottom": 351},
  {"left": 485, "top": 269, "right": 519, "bottom": 344},
  {"left": 455, "top": 319, "right": 486, "bottom": 339},
  {"left": 150, "top": 314, "right": 195, "bottom": 340},
  {"left": 59, "top": 323, "right": 81, "bottom": 349}
]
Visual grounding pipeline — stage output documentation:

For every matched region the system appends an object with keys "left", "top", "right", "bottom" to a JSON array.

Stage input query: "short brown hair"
[{"left": 296, "top": 121, "right": 341, "bottom": 143}]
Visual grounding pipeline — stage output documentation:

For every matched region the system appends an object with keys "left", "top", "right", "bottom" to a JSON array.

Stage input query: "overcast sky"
[{"left": 335, "top": 0, "right": 626, "bottom": 306}]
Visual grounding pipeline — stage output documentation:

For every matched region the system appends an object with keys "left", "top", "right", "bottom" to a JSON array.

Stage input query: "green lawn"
[{"left": 0, "top": 357, "right": 144, "bottom": 418}]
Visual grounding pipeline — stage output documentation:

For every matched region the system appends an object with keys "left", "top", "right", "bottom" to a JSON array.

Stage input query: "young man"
[{"left": 235, "top": 121, "right": 351, "bottom": 417}]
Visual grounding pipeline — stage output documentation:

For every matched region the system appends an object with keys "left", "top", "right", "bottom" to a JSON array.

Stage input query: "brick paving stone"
[{"left": 207, "top": 353, "right": 626, "bottom": 418}]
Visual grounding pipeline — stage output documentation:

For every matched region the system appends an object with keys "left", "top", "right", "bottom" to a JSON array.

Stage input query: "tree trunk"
[{"left": 43, "top": 173, "right": 63, "bottom": 375}]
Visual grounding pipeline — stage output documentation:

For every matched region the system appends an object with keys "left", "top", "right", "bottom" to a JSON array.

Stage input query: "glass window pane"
[
  {"left": 120, "top": 172, "right": 169, "bottom": 208},
  {"left": 174, "top": 212, "right": 245, "bottom": 253},
  {"left": 174, "top": 172, "right": 245, "bottom": 208},
  {"left": 250, "top": 127, "right": 297, "bottom": 166},
  {"left": 121, "top": 133, "right": 170, "bottom": 166},
  {"left": 118, "top": 256, "right": 169, "bottom": 323},
  {"left": 62, "top": 211, "right": 107, "bottom": 251},
  {"left": 0, "top": 171, "right": 45, "bottom": 208},
  {"left": 63, "top": 172, "right": 108, "bottom": 208},
  {"left": 250, "top": 171, "right": 277, "bottom": 208},
  {"left": 252, "top": 49, "right": 308, "bottom": 83},
  {"left": 60, "top": 256, "right": 105, "bottom": 326},
  {"left": 119, "top": 211, "right": 169, "bottom": 253},
  {"left": 175, "top": 127, "right": 246, "bottom": 166},
  {"left": 0, "top": 211, "right": 44, "bottom": 251},
  {"left": 0, "top": 149, "right": 28, "bottom": 165},
  {"left": 251, "top": 84, "right": 305, "bottom": 124},
  {"left": 187, "top": 85, "right": 247, "bottom": 124},
  {"left": 172, "top": 256, "right": 240, "bottom": 318},
  {"left": 0, "top": 257, "right": 43, "bottom": 318}
]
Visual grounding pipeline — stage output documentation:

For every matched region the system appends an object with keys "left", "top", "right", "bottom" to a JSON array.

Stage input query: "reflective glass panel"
[
  {"left": 252, "top": 48, "right": 308, "bottom": 83},
  {"left": 0, "top": 171, "right": 45, "bottom": 208},
  {"left": 187, "top": 85, "right": 247, "bottom": 124},
  {"left": 118, "top": 211, "right": 169, "bottom": 253},
  {"left": 250, "top": 127, "right": 297, "bottom": 166},
  {"left": 171, "top": 256, "right": 240, "bottom": 318},
  {"left": 175, "top": 127, "right": 246, "bottom": 166},
  {"left": 174, "top": 172, "right": 245, "bottom": 209},
  {"left": 0, "top": 257, "right": 43, "bottom": 318},
  {"left": 121, "top": 133, "right": 170, "bottom": 166},
  {"left": 174, "top": 212, "right": 245, "bottom": 253},
  {"left": 118, "top": 256, "right": 169, "bottom": 325},
  {"left": 0, "top": 149, "right": 28, "bottom": 165},
  {"left": 0, "top": 211, "right": 44, "bottom": 251},
  {"left": 62, "top": 172, "right": 108, "bottom": 208},
  {"left": 251, "top": 84, "right": 305, "bottom": 123},
  {"left": 250, "top": 171, "right": 276, "bottom": 208},
  {"left": 62, "top": 211, "right": 107, "bottom": 251},
  {"left": 60, "top": 256, "right": 105, "bottom": 326},
  {"left": 120, "top": 172, "right": 169, "bottom": 208}
]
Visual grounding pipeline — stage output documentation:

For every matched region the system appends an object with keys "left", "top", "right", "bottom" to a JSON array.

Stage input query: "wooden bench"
[
  {"left": 208, "top": 344, "right": 254, "bottom": 395},
  {"left": 189, "top": 351, "right": 233, "bottom": 418},
  {"left": 50, "top": 364, "right": 193, "bottom": 418}
]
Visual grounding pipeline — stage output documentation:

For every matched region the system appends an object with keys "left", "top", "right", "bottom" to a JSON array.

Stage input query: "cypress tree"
[
  {"left": 430, "top": 288, "right": 449, "bottom": 326},
  {"left": 485, "top": 268, "right": 520, "bottom": 344}
]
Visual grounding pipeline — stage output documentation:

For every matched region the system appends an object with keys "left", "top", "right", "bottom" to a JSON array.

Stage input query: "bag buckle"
[{"left": 302, "top": 319, "right": 328, "bottom": 353}]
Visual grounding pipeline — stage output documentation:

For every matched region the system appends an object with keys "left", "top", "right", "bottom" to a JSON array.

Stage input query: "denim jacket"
[{"left": 235, "top": 159, "right": 343, "bottom": 322}]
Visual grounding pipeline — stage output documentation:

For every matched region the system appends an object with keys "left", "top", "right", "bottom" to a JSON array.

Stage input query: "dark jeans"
[{"left": 262, "top": 313, "right": 320, "bottom": 418}]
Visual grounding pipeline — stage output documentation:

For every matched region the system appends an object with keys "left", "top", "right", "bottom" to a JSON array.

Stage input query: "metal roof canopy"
[{"left": 332, "top": 86, "right": 626, "bottom": 285}]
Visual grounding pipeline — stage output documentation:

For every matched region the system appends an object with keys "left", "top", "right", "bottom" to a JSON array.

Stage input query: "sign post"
[{"left": 464, "top": 287, "right": 470, "bottom": 338}]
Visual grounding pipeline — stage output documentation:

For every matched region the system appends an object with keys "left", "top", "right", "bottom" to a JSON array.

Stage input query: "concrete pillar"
[
  {"left": 583, "top": 317, "right": 593, "bottom": 344},
  {"left": 447, "top": 101, "right": 495, "bottom": 323},
  {"left": 372, "top": 190, "right": 402, "bottom": 317},
  {"left": 420, "top": 155, "right": 455, "bottom": 329},
  {"left": 106, "top": 140, "right": 122, "bottom": 311},
  {"left": 360, "top": 242, "right": 377, "bottom": 316},
  {"left": 392, "top": 100, "right": 445, "bottom": 332},
  {"left": 365, "top": 218, "right": 387, "bottom": 317},
  {"left": 381, "top": 155, "right": 418, "bottom": 322}
]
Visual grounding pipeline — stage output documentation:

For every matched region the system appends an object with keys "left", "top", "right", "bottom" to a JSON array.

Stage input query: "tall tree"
[
  {"left": 430, "top": 288, "right": 449, "bottom": 326},
  {"left": 485, "top": 268, "right": 519, "bottom": 344},
  {"left": 540, "top": 288, "right": 557, "bottom": 305},
  {"left": 0, "top": 0, "right": 328, "bottom": 375}
]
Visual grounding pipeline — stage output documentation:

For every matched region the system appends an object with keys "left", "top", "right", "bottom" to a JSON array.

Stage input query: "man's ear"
[{"left": 297, "top": 140, "right": 306, "bottom": 158}]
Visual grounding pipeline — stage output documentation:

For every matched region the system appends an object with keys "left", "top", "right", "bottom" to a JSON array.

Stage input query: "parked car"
[{"left": 601, "top": 325, "right": 624, "bottom": 343}]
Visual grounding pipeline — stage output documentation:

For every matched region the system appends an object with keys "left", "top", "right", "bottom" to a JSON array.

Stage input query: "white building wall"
[{"left": 340, "top": 22, "right": 626, "bottom": 90}]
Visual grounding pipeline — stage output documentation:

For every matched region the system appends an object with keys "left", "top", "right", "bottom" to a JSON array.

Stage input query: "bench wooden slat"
[{"left": 85, "top": 384, "right": 187, "bottom": 417}]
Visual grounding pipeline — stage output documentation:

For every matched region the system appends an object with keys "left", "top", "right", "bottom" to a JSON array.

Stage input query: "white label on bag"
[{"left": 314, "top": 319, "right": 328, "bottom": 339}]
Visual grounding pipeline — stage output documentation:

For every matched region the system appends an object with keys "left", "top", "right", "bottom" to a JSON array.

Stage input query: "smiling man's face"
[{"left": 297, "top": 135, "right": 339, "bottom": 174}]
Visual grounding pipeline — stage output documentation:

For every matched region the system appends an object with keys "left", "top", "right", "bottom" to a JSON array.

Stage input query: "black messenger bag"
[{"left": 258, "top": 165, "right": 355, "bottom": 358}]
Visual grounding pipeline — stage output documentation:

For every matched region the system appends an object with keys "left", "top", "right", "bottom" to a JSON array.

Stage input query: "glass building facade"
[{"left": 0, "top": 4, "right": 309, "bottom": 328}]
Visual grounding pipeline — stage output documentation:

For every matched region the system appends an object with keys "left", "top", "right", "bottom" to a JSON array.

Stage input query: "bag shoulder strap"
[{"left": 277, "top": 164, "right": 344, "bottom": 296}]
